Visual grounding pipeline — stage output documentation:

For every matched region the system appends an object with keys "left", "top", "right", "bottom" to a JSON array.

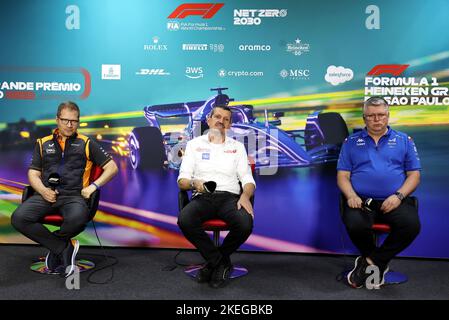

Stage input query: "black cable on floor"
[
  {"left": 162, "top": 250, "right": 203, "bottom": 271},
  {"left": 85, "top": 220, "right": 118, "bottom": 284}
]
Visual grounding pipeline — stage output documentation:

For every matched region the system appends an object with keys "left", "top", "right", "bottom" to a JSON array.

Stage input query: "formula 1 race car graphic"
[{"left": 128, "top": 88, "right": 349, "bottom": 171}]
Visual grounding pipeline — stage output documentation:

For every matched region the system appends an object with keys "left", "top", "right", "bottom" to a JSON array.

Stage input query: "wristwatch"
[{"left": 394, "top": 191, "right": 405, "bottom": 201}]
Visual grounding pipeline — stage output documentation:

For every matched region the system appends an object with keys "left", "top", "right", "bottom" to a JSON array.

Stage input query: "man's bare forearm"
[
  {"left": 92, "top": 160, "right": 118, "bottom": 187},
  {"left": 178, "top": 178, "right": 192, "bottom": 191},
  {"left": 397, "top": 171, "right": 420, "bottom": 197},
  {"left": 241, "top": 183, "right": 255, "bottom": 198},
  {"left": 28, "top": 170, "right": 47, "bottom": 195},
  {"left": 337, "top": 171, "right": 358, "bottom": 199}
]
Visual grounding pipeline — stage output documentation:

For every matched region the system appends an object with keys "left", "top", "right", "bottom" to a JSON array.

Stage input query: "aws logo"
[{"left": 185, "top": 67, "right": 204, "bottom": 79}]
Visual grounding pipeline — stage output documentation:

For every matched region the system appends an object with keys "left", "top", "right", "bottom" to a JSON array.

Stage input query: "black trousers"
[
  {"left": 178, "top": 192, "right": 253, "bottom": 266},
  {"left": 11, "top": 194, "right": 90, "bottom": 254},
  {"left": 342, "top": 197, "right": 421, "bottom": 269}
]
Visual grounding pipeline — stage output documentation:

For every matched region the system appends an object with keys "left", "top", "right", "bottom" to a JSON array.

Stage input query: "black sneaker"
[
  {"left": 209, "top": 261, "right": 233, "bottom": 289},
  {"left": 347, "top": 256, "right": 370, "bottom": 288},
  {"left": 60, "top": 239, "right": 79, "bottom": 277},
  {"left": 45, "top": 251, "right": 62, "bottom": 272},
  {"left": 196, "top": 263, "right": 214, "bottom": 283}
]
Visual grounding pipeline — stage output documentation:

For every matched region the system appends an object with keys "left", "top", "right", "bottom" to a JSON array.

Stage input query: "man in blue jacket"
[{"left": 337, "top": 96, "right": 421, "bottom": 289}]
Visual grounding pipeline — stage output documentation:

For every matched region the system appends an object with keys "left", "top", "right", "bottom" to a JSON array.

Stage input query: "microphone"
[
  {"left": 362, "top": 198, "right": 380, "bottom": 213},
  {"left": 203, "top": 181, "right": 217, "bottom": 194},
  {"left": 48, "top": 173, "right": 60, "bottom": 190},
  {"left": 362, "top": 198, "right": 374, "bottom": 213}
]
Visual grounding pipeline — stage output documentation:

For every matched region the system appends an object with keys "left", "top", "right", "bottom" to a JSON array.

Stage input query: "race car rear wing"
[
  {"left": 144, "top": 100, "right": 206, "bottom": 118},
  {"left": 143, "top": 100, "right": 207, "bottom": 128}
]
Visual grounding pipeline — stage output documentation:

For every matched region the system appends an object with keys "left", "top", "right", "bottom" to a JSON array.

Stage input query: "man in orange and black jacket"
[{"left": 11, "top": 101, "right": 118, "bottom": 277}]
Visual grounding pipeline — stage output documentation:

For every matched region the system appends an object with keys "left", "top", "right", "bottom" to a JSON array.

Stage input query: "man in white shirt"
[{"left": 177, "top": 105, "right": 255, "bottom": 288}]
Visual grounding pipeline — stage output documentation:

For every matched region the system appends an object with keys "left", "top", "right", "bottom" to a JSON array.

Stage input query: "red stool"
[
  {"left": 339, "top": 194, "right": 416, "bottom": 287},
  {"left": 179, "top": 158, "right": 255, "bottom": 280},
  {"left": 369, "top": 223, "right": 408, "bottom": 285},
  {"left": 22, "top": 165, "right": 103, "bottom": 274},
  {"left": 184, "top": 219, "right": 248, "bottom": 279}
]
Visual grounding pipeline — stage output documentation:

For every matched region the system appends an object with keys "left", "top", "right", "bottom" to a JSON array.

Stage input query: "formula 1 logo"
[
  {"left": 168, "top": 3, "right": 224, "bottom": 19},
  {"left": 367, "top": 64, "right": 409, "bottom": 76}
]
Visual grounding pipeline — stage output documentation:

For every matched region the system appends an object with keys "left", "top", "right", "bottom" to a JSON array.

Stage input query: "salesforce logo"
[{"left": 238, "top": 44, "right": 271, "bottom": 51}]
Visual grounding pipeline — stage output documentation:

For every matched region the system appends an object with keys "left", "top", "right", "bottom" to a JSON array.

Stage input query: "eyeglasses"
[
  {"left": 212, "top": 114, "right": 231, "bottom": 123},
  {"left": 363, "top": 113, "right": 388, "bottom": 121},
  {"left": 58, "top": 117, "right": 79, "bottom": 126}
]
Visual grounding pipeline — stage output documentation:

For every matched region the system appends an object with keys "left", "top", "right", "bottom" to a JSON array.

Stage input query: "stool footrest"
[{"left": 185, "top": 265, "right": 248, "bottom": 279}]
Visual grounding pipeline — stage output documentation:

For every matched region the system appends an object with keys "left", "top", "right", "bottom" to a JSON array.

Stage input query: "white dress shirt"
[{"left": 177, "top": 134, "right": 256, "bottom": 195}]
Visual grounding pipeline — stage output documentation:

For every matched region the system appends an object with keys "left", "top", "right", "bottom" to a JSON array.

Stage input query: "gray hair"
[{"left": 363, "top": 96, "right": 389, "bottom": 113}]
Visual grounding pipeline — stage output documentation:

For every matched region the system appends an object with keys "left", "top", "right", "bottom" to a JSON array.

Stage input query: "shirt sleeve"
[
  {"left": 404, "top": 136, "right": 421, "bottom": 171},
  {"left": 88, "top": 139, "right": 112, "bottom": 167},
  {"left": 336, "top": 138, "right": 352, "bottom": 171},
  {"left": 236, "top": 143, "right": 256, "bottom": 188},
  {"left": 177, "top": 141, "right": 195, "bottom": 182},
  {"left": 29, "top": 140, "right": 42, "bottom": 171}
]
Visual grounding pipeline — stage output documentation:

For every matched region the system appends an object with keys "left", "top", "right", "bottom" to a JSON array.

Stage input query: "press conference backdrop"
[{"left": 1, "top": 0, "right": 448, "bottom": 258}]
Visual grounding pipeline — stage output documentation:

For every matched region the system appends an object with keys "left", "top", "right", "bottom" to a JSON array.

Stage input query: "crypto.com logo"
[
  {"left": 367, "top": 64, "right": 409, "bottom": 76},
  {"left": 168, "top": 3, "right": 224, "bottom": 19}
]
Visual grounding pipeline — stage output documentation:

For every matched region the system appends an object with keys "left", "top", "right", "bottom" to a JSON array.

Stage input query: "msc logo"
[
  {"left": 280, "top": 69, "right": 310, "bottom": 79},
  {"left": 367, "top": 64, "right": 409, "bottom": 76},
  {"left": 185, "top": 67, "right": 204, "bottom": 79},
  {"left": 168, "top": 3, "right": 224, "bottom": 19}
]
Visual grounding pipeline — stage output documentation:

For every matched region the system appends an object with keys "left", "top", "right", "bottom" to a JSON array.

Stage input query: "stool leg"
[
  {"left": 30, "top": 256, "right": 95, "bottom": 274},
  {"left": 184, "top": 229, "right": 248, "bottom": 279},
  {"left": 213, "top": 230, "right": 220, "bottom": 247},
  {"left": 373, "top": 232, "right": 408, "bottom": 286}
]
